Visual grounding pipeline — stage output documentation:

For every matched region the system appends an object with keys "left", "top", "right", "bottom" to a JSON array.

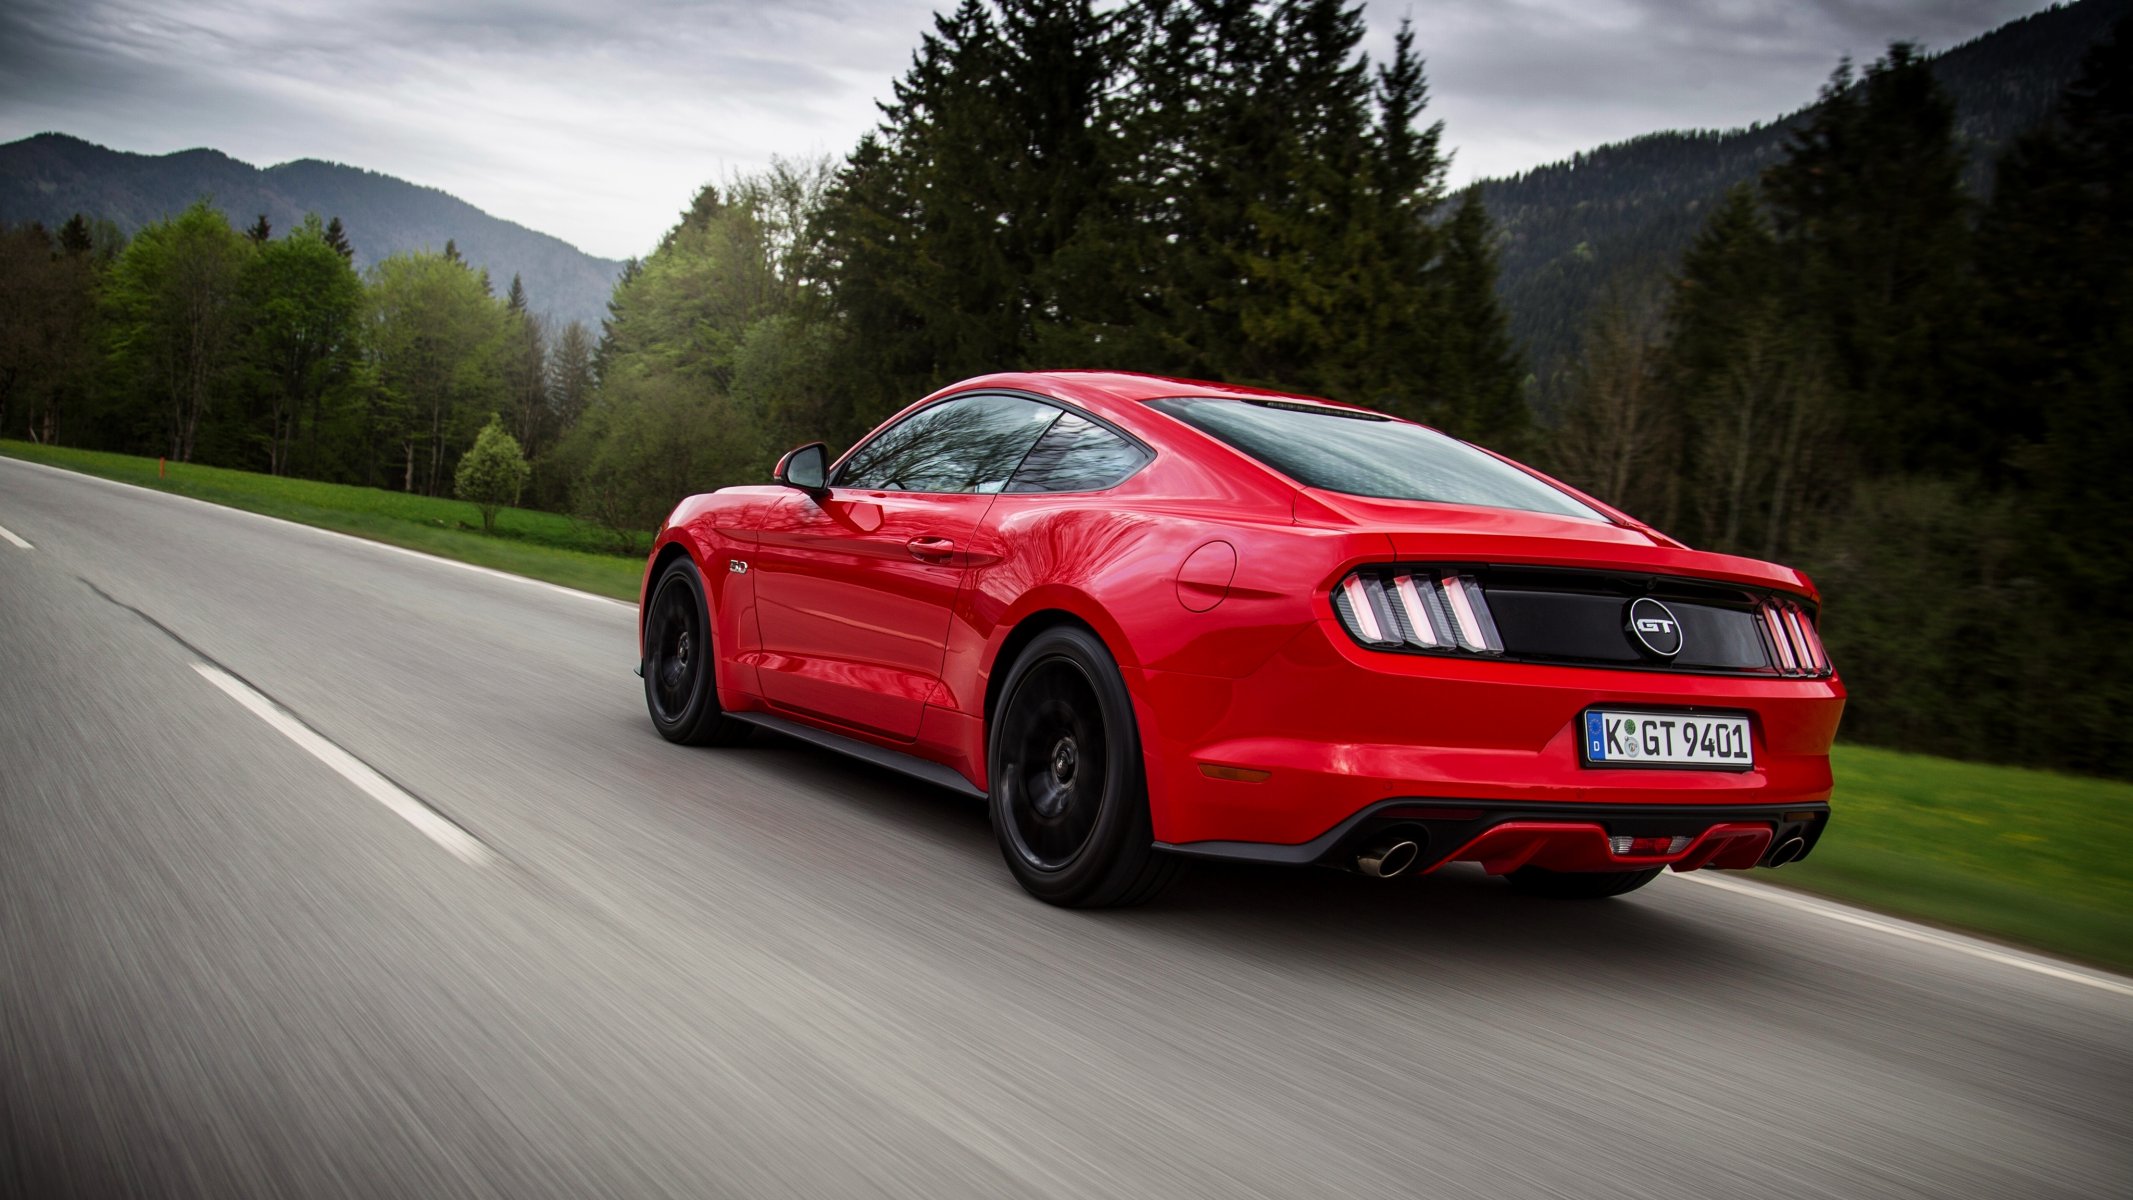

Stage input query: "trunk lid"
[{"left": 1298, "top": 489, "right": 1815, "bottom": 597}]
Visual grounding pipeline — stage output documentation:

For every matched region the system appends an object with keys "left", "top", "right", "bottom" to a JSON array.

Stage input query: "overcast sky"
[{"left": 0, "top": 0, "right": 2060, "bottom": 261}]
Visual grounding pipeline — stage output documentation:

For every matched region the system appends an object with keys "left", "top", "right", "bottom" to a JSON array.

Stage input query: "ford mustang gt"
[{"left": 639, "top": 371, "right": 1844, "bottom": 907}]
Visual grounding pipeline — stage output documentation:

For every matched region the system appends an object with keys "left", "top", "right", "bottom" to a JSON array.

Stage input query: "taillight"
[
  {"left": 1332, "top": 568, "right": 1503, "bottom": 655},
  {"left": 1760, "top": 598, "right": 1832, "bottom": 678}
]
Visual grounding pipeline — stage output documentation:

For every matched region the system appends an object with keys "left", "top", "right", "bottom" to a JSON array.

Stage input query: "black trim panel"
[{"left": 729, "top": 711, "right": 986, "bottom": 799}]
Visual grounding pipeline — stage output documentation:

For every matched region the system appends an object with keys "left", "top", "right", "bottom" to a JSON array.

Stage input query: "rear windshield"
[{"left": 1146, "top": 397, "right": 1602, "bottom": 520}]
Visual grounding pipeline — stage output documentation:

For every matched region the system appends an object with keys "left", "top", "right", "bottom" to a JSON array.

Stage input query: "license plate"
[{"left": 1582, "top": 709, "right": 1754, "bottom": 770}]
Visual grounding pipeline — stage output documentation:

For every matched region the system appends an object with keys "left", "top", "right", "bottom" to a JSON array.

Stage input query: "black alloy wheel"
[
  {"left": 643, "top": 557, "right": 749, "bottom": 746},
  {"left": 989, "top": 626, "right": 1178, "bottom": 908}
]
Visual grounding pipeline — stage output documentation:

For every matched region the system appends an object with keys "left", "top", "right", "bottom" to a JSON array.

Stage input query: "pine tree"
[
  {"left": 547, "top": 320, "right": 597, "bottom": 430},
  {"left": 1429, "top": 187, "right": 1527, "bottom": 450},
  {"left": 245, "top": 214, "right": 272, "bottom": 244},
  {"left": 1968, "top": 16, "right": 2133, "bottom": 771},
  {"left": 506, "top": 273, "right": 528, "bottom": 316},
  {"left": 443, "top": 239, "right": 462, "bottom": 265},
  {"left": 323, "top": 216, "right": 353, "bottom": 262},
  {"left": 1548, "top": 288, "right": 1672, "bottom": 520},
  {"left": 594, "top": 256, "right": 641, "bottom": 380},
  {"left": 1763, "top": 44, "right": 1978, "bottom": 475},
  {"left": 1657, "top": 186, "right": 1834, "bottom": 555},
  {"left": 58, "top": 213, "right": 93, "bottom": 256},
  {"left": 819, "top": 0, "right": 1121, "bottom": 429},
  {"left": 1343, "top": 17, "right": 1447, "bottom": 416}
]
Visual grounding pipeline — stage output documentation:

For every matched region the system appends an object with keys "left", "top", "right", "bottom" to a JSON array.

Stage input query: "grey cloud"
[{"left": 1, "top": 0, "right": 2063, "bottom": 256}]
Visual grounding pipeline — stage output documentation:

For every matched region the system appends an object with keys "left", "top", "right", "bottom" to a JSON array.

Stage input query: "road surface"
[{"left": 3, "top": 456, "right": 2128, "bottom": 1199}]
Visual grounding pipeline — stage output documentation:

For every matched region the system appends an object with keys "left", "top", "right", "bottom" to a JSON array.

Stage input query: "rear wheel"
[
  {"left": 1505, "top": 866, "right": 1663, "bottom": 899},
  {"left": 643, "top": 557, "right": 750, "bottom": 746},
  {"left": 989, "top": 626, "right": 1178, "bottom": 908}
]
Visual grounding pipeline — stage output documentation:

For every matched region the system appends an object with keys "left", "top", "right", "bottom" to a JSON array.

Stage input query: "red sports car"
[{"left": 639, "top": 371, "right": 1844, "bottom": 907}]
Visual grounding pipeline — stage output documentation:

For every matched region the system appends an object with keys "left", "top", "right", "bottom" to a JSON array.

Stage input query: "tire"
[
  {"left": 642, "top": 557, "right": 751, "bottom": 747},
  {"left": 1504, "top": 865, "right": 1663, "bottom": 900},
  {"left": 988, "top": 626, "right": 1179, "bottom": 908}
]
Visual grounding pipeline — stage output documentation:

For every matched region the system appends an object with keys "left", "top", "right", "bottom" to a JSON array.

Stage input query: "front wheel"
[
  {"left": 989, "top": 626, "right": 1178, "bottom": 908},
  {"left": 643, "top": 557, "right": 751, "bottom": 746},
  {"left": 1505, "top": 866, "right": 1663, "bottom": 899}
]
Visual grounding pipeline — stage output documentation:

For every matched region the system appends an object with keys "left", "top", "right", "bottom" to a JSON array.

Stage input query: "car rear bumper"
[
  {"left": 1134, "top": 619, "right": 1845, "bottom": 863},
  {"left": 1157, "top": 798, "right": 1831, "bottom": 874}
]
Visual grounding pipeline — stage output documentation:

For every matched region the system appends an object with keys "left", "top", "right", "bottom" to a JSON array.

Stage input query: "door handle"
[{"left": 906, "top": 536, "right": 956, "bottom": 563}]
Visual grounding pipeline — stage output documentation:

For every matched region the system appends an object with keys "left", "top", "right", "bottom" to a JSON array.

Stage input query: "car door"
[{"left": 750, "top": 393, "right": 1065, "bottom": 741}]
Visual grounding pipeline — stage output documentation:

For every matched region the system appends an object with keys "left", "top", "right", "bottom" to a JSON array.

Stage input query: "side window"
[
  {"left": 1006, "top": 411, "right": 1151, "bottom": 493},
  {"left": 835, "top": 394, "right": 1061, "bottom": 493}
]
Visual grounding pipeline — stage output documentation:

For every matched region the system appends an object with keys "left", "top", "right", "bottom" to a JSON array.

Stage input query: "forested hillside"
[
  {"left": 0, "top": 134, "right": 622, "bottom": 329},
  {"left": 1484, "top": 0, "right": 2132, "bottom": 381}
]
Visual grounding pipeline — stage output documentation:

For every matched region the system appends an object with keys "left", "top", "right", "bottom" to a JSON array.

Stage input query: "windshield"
[{"left": 1146, "top": 397, "right": 1602, "bottom": 520}]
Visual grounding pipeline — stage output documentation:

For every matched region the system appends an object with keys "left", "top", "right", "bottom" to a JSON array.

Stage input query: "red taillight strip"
[
  {"left": 1797, "top": 607, "right": 1831, "bottom": 674},
  {"left": 1782, "top": 605, "right": 1809, "bottom": 672},
  {"left": 1438, "top": 571, "right": 1487, "bottom": 652},
  {"left": 1391, "top": 574, "right": 1438, "bottom": 647},
  {"left": 1459, "top": 575, "right": 1505, "bottom": 653},
  {"left": 1763, "top": 601, "right": 1800, "bottom": 674},
  {"left": 1333, "top": 568, "right": 1501, "bottom": 656},
  {"left": 1340, "top": 575, "right": 1386, "bottom": 643},
  {"left": 1758, "top": 598, "right": 1831, "bottom": 677},
  {"left": 1789, "top": 605, "right": 1822, "bottom": 674},
  {"left": 1788, "top": 603, "right": 1827, "bottom": 674}
]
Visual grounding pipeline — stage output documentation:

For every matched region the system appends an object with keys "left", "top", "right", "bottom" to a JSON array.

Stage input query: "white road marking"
[
  {"left": 0, "top": 521, "right": 31, "bottom": 549},
  {"left": 0, "top": 455, "right": 631, "bottom": 610},
  {"left": 1671, "top": 868, "right": 2133, "bottom": 999},
  {"left": 191, "top": 662, "right": 493, "bottom": 865}
]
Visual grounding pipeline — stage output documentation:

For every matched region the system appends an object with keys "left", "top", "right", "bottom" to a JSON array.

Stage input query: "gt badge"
[{"left": 1626, "top": 597, "right": 1682, "bottom": 658}]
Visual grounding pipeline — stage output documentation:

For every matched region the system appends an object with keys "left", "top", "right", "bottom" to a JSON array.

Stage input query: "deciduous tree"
[
  {"left": 454, "top": 412, "right": 531, "bottom": 533},
  {"left": 102, "top": 201, "right": 252, "bottom": 461},
  {"left": 246, "top": 214, "right": 363, "bottom": 474}
]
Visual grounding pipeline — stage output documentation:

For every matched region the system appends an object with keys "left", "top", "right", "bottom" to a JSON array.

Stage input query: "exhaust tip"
[
  {"left": 1768, "top": 836, "right": 1806, "bottom": 867},
  {"left": 1357, "top": 839, "right": 1420, "bottom": 879}
]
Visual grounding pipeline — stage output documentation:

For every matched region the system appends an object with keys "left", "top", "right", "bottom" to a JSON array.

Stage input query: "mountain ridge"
[
  {"left": 1478, "top": 0, "right": 2133, "bottom": 381},
  {"left": 0, "top": 133, "right": 623, "bottom": 330}
]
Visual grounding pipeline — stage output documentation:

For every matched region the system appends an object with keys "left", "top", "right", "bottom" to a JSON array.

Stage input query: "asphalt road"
[{"left": 3, "top": 456, "right": 2128, "bottom": 1200}]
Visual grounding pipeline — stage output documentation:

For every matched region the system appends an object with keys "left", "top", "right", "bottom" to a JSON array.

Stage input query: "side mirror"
[{"left": 774, "top": 442, "right": 830, "bottom": 495}]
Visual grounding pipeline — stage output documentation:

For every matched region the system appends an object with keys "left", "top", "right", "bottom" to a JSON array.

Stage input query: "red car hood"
[{"left": 1298, "top": 489, "right": 1817, "bottom": 598}]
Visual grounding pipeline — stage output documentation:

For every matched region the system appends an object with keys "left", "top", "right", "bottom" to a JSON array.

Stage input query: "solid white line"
[
  {"left": 0, "top": 521, "right": 30, "bottom": 549},
  {"left": 1670, "top": 869, "right": 2133, "bottom": 999},
  {"left": 0, "top": 455, "right": 632, "bottom": 610},
  {"left": 191, "top": 662, "right": 492, "bottom": 865}
]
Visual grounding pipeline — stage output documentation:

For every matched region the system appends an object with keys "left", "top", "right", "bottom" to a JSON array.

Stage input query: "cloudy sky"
[{"left": 0, "top": 0, "right": 2059, "bottom": 261}]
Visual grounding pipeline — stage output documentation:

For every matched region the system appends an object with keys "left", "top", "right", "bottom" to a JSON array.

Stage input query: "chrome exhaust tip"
[
  {"left": 1768, "top": 836, "right": 1807, "bottom": 867},
  {"left": 1357, "top": 839, "right": 1420, "bottom": 878}
]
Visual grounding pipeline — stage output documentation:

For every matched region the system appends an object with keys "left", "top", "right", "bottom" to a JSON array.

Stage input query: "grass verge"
[
  {"left": 0, "top": 440, "right": 646, "bottom": 601},
  {"left": 1789, "top": 744, "right": 2132, "bottom": 974},
  {"left": 6, "top": 441, "right": 2126, "bottom": 973}
]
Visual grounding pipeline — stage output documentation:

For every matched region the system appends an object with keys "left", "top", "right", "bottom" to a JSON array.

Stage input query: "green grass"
[
  {"left": 1790, "top": 744, "right": 2133, "bottom": 973},
  {"left": 0, "top": 440, "right": 647, "bottom": 601},
  {"left": 6, "top": 440, "right": 2128, "bottom": 973}
]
